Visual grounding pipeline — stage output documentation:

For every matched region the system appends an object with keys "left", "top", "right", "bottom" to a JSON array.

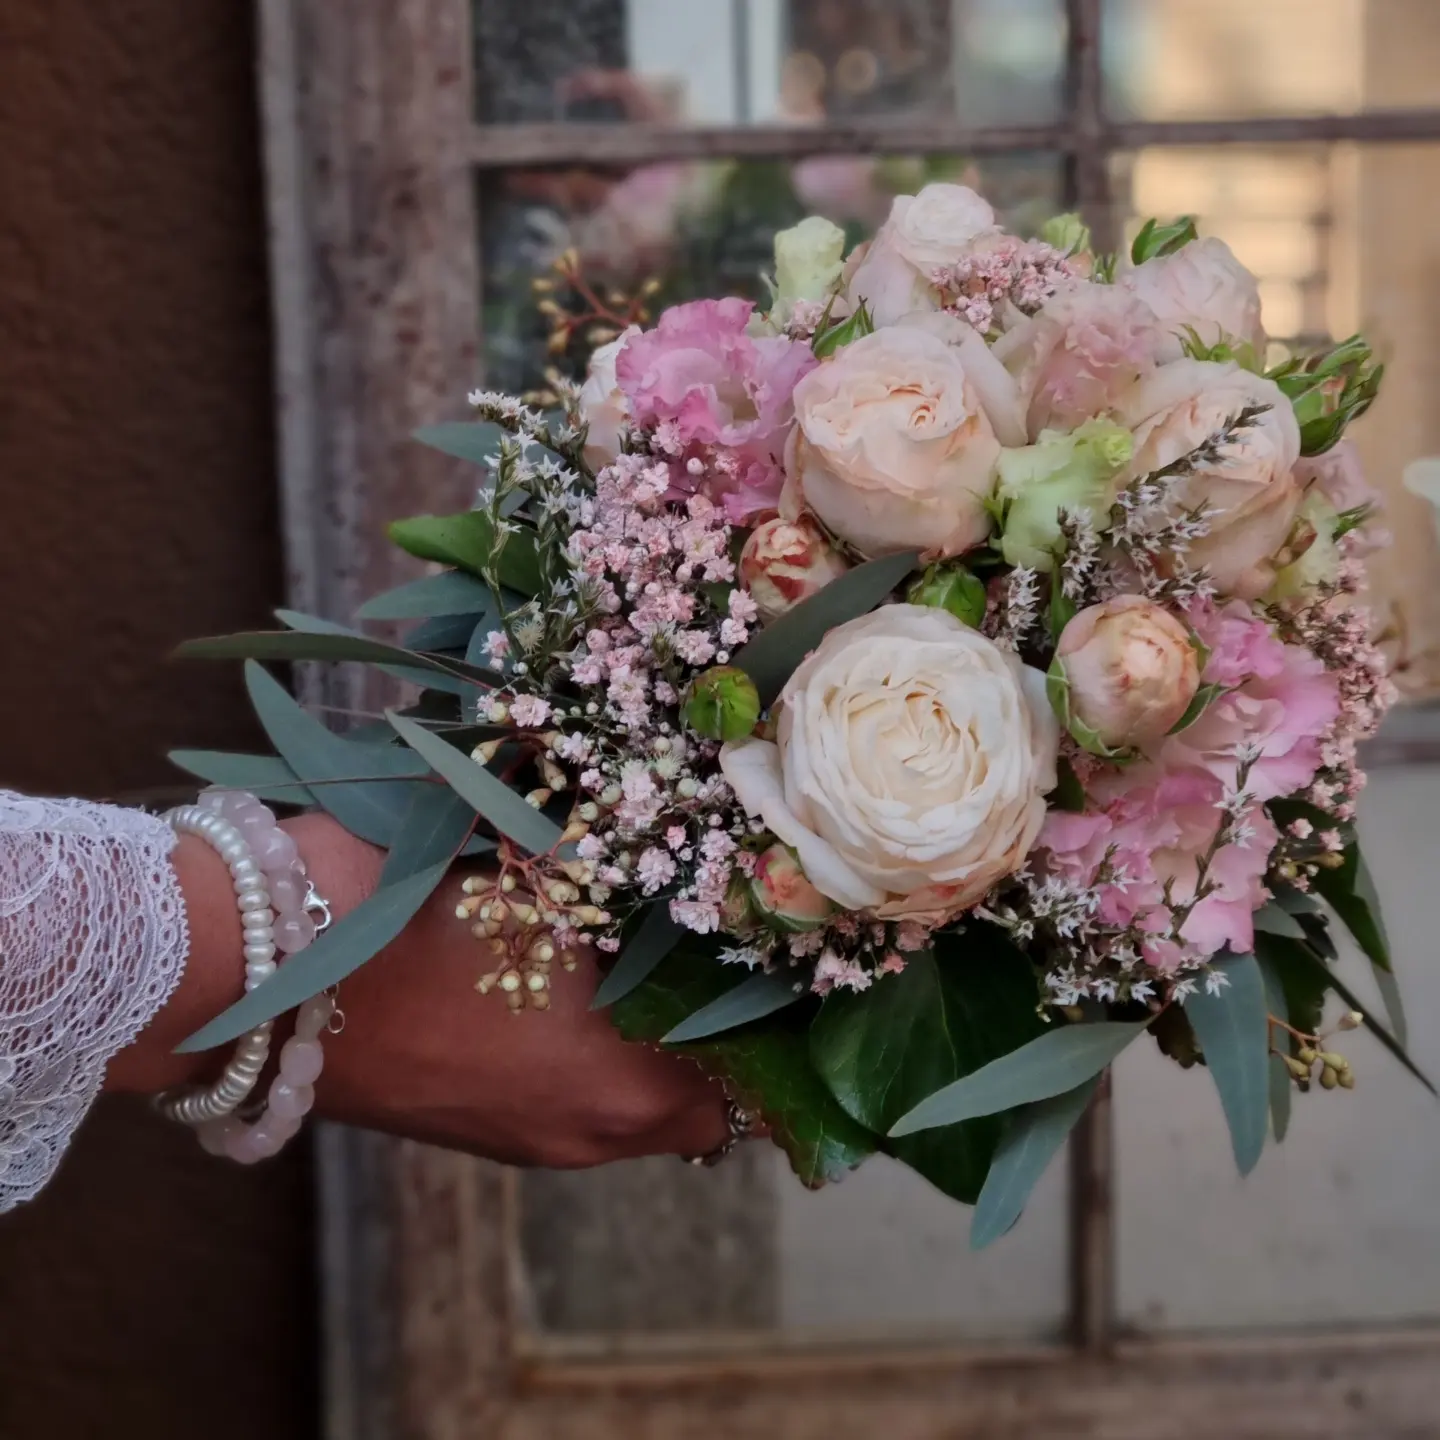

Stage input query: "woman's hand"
[{"left": 107, "top": 812, "right": 731, "bottom": 1167}]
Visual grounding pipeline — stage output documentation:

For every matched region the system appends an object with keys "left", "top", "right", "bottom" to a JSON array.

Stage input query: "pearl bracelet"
[{"left": 158, "top": 789, "right": 333, "bottom": 1163}]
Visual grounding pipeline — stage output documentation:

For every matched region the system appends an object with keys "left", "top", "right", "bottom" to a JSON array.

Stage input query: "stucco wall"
[{"left": 0, "top": 4, "right": 314, "bottom": 1435}]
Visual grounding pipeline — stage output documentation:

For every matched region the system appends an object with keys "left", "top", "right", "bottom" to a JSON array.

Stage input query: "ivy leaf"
[
  {"left": 610, "top": 948, "right": 875, "bottom": 1187},
  {"left": 732, "top": 550, "right": 921, "bottom": 707},
  {"left": 1184, "top": 952, "right": 1270, "bottom": 1176},
  {"left": 242, "top": 662, "right": 428, "bottom": 846},
  {"left": 811, "top": 934, "right": 1048, "bottom": 1204},
  {"left": 386, "top": 710, "right": 563, "bottom": 857},
  {"left": 970, "top": 1076, "right": 1100, "bottom": 1249},
  {"left": 388, "top": 511, "right": 542, "bottom": 597}
]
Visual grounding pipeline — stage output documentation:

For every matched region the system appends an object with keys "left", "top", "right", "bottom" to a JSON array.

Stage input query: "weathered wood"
[{"left": 466, "top": 109, "right": 1440, "bottom": 172}]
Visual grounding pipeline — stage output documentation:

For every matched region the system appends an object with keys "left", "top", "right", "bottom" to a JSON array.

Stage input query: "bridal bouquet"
[{"left": 174, "top": 183, "right": 1425, "bottom": 1246}]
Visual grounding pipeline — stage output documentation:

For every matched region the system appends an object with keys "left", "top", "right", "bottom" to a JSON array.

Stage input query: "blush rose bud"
[
  {"left": 1050, "top": 596, "right": 1201, "bottom": 755},
  {"left": 683, "top": 666, "right": 762, "bottom": 743},
  {"left": 907, "top": 562, "right": 987, "bottom": 628},
  {"left": 749, "top": 843, "right": 835, "bottom": 932},
  {"left": 740, "top": 515, "right": 850, "bottom": 624}
]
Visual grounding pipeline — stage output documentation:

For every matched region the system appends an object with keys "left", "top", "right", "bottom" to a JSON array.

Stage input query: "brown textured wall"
[{"left": 0, "top": 3, "right": 315, "bottom": 1436}]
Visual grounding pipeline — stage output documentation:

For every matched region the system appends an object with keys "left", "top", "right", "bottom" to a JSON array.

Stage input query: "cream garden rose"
[
  {"left": 719, "top": 605, "right": 1059, "bottom": 922},
  {"left": 784, "top": 325, "right": 1003, "bottom": 558},
  {"left": 1055, "top": 596, "right": 1201, "bottom": 751},
  {"left": 844, "top": 182, "right": 999, "bottom": 327},
  {"left": 1116, "top": 359, "right": 1302, "bottom": 599},
  {"left": 577, "top": 326, "right": 638, "bottom": 471},
  {"left": 1118, "top": 237, "right": 1265, "bottom": 356}
]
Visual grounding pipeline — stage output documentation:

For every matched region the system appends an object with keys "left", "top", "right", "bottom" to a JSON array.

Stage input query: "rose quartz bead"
[
  {"left": 274, "top": 910, "right": 317, "bottom": 955},
  {"left": 225, "top": 1126, "right": 275, "bottom": 1165},
  {"left": 236, "top": 805, "right": 279, "bottom": 843},
  {"left": 253, "top": 1112, "right": 302, "bottom": 1150},
  {"left": 268, "top": 872, "right": 305, "bottom": 914},
  {"left": 279, "top": 1036, "right": 324, "bottom": 1086},
  {"left": 295, "top": 996, "right": 334, "bottom": 1042},
  {"left": 253, "top": 825, "right": 300, "bottom": 873},
  {"left": 267, "top": 1080, "right": 315, "bottom": 1122},
  {"left": 218, "top": 790, "right": 265, "bottom": 825},
  {"left": 197, "top": 1117, "right": 242, "bottom": 1157},
  {"left": 197, "top": 789, "right": 230, "bottom": 813}
]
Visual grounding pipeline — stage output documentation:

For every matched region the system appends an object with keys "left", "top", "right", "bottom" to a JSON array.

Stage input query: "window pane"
[
  {"left": 480, "top": 153, "right": 1063, "bottom": 393},
  {"left": 473, "top": 0, "right": 1064, "bottom": 127},
  {"left": 1115, "top": 768, "right": 1440, "bottom": 1333},
  {"left": 517, "top": 1147, "right": 1070, "bottom": 1344},
  {"left": 1111, "top": 142, "right": 1440, "bottom": 699},
  {"left": 1104, "top": 0, "right": 1440, "bottom": 119}
]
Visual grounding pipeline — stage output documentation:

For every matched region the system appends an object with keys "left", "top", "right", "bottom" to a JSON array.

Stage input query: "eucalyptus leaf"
[
  {"left": 1271, "top": 885, "right": 1323, "bottom": 915},
  {"left": 387, "top": 511, "right": 542, "bottom": 597},
  {"left": 1254, "top": 903, "right": 1307, "bottom": 941},
  {"left": 378, "top": 784, "right": 478, "bottom": 885},
  {"left": 970, "top": 1075, "right": 1100, "bottom": 1250},
  {"left": 1265, "top": 934, "right": 1435, "bottom": 1095},
  {"left": 888, "top": 1020, "right": 1149, "bottom": 1136},
  {"left": 412, "top": 420, "right": 505, "bottom": 467},
  {"left": 356, "top": 569, "right": 496, "bottom": 620},
  {"left": 1184, "top": 952, "right": 1271, "bottom": 1175},
  {"left": 732, "top": 550, "right": 921, "bottom": 706},
  {"left": 179, "top": 629, "right": 500, "bottom": 689},
  {"left": 810, "top": 934, "right": 1048, "bottom": 1204},
  {"left": 167, "top": 750, "right": 316, "bottom": 806},
  {"left": 402, "top": 613, "right": 486, "bottom": 653},
  {"left": 243, "top": 663, "right": 428, "bottom": 846},
  {"left": 661, "top": 971, "right": 800, "bottom": 1043},
  {"left": 1314, "top": 842, "right": 1392, "bottom": 972},
  {"left": 610, "top": 947, "right": 873, "bottom": 1187},
  {"left": 1258, "top": 952, "right": 1293, "bottom": 1143},
  {"left": 176, "top": 860, "right": 451, "bottom": 1052},
  {"left": 385, "top": 710, "right": 563, "bottom": 856},
  {"left": 591, "top": 904, "right": 688, "bottom": 1010}
]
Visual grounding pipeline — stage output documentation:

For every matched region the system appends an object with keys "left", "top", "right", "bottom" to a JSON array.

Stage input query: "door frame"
[{"left": 256, "top": 2, "right": 1440, "bottom": 1434}]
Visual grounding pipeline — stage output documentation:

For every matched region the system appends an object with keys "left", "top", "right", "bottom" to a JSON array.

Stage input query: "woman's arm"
[{"left": 104, "top": 812, "right": 730, "bottom": 1167}]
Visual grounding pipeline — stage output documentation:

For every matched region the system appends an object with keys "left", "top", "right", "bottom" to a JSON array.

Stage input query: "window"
[{"left": 264, "top": 1, "right": 1440, "bottom": 1432}]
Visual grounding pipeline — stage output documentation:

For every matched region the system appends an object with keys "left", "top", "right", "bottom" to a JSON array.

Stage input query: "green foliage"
[
  {"left": 167, "top": 750, "right": 315, "bottom": 807},
  {"left": 731, "top": 550, "right": 921, "bottom": 706},
  {"left": 888, "top": 1018, "right": 1150, "bottom": 1137},
  {"left": 1184, "top": 952, "right": 1269, "bottom": 1175},
  {"left": 811, "top": 299, "right": 874, "bottom": 358},
  {"left": 590, "top": 904, "right": 688, "bottom": 1010},
  {"left": 178, "top": 860, "right": 453, "bottom": 1053},
  {"left": 386, "top": 710, "right": 563, "bottom": 857},
  {"left": 388, "top": 511, "right": 543, "bottom": 596},
  {"left": 610, "top": 947, "right": 876, "bottom": 1187},
  {"left": 241, "top": 662, "right": 429, "bottom": 846},
  {"left": 662, "top": 971, "right": 800, "bottom": 1042},
  {"left": 908, "top": 562, "right": 987, "bottom": 628},
  {"left": 1130, "top": 214, "right": 1199, "bottom": 264},
  {"left": 1268, "top": 335, "right": 1383, "bottom": 456},
  {"left": 971, "top": 1076, "right": 1100, "bottom": 1248},
  {"left": 811, "top": 935, "right": 1049, "bottom": 1204},
  {"left": 357, "top": 570, "right": 496, "bottom": 620}
]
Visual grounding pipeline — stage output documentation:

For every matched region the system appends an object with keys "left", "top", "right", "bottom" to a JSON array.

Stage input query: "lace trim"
[{"left": 0, "top": 790, "right": 188, "bottom": 1211}]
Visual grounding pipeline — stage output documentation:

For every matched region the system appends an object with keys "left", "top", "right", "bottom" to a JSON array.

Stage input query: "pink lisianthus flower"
[
  {"left": 1172, "top": 600, "right": 1341, "bottom": 801},
  {"left": 1040, "top": 767, "right": 1277, "bottom": 965},
  {"left": 615, "top": 297, "right": 817, "bottom": 520}
]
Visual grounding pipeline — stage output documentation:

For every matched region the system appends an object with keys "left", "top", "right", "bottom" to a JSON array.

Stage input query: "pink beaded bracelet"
[{"left": 158, "top": 789, "right": 334, "bottom": 1164}]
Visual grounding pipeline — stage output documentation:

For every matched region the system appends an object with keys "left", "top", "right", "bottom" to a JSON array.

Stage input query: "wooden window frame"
[{"left": 257, "top": 2, "right": 1440, "bottom": 1435}]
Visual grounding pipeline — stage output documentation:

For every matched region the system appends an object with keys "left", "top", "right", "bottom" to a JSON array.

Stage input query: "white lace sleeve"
[{"left": 0, "top": 790, "right": 188, "bottom": 1211}]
